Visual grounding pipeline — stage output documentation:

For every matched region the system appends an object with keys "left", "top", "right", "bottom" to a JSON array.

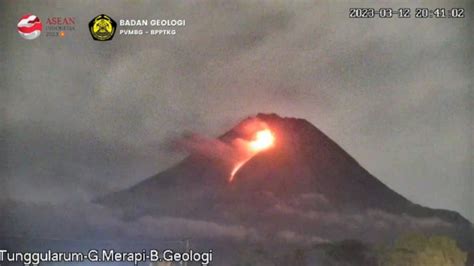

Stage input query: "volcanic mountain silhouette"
[{"left": 99, "top": 113, "right": 473, "bottom": 250}]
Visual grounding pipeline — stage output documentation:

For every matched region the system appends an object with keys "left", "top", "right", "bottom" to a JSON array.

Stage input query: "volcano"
[{"left": 98, "top": 113, "right": 473, "bottom": 261}]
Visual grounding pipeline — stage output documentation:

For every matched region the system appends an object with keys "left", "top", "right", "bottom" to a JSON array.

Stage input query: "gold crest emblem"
[{"left": 89, "top": 14, "right": 116, "bottom": 41}]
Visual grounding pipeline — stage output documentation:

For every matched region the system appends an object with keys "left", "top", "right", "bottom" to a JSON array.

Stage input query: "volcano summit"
[{"left": 99, "top": 113, "right": 473, "bottom": 263}]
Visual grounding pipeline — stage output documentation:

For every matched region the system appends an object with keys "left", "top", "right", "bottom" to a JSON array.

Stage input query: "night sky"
[{"left": 1, "top": 0, "right": 472, "bottom": 222}]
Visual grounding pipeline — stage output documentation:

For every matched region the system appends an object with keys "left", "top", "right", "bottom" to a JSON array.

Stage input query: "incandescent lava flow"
[{"left": 229, "top": 128, "right": 275, "bottom": 181}]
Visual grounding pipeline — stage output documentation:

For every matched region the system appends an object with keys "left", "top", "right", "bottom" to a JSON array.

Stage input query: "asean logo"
[
  {"left": 89, "top": 14, "right": 116, "bottom": 41},
  {"left": 17, "top": 14, "right": 42, "bottom": 40}
]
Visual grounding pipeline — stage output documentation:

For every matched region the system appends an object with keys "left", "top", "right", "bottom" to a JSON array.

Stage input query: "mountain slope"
[{"left": 98, "top": 113, "right": 473, "bottom": 250}]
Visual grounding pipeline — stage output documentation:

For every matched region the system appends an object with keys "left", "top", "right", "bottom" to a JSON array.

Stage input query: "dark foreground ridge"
[{"left": 98, "top": 113, "right": 473, "bottom": 251}]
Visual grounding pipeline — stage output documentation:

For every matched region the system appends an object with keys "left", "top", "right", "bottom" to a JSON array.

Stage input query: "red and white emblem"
[{"left": 17, "top": 14, "right": 42, "bottom": 40}]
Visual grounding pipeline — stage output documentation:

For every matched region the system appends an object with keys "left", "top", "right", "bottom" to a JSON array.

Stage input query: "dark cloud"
[
  {"left": 0, "top": 199, "right": 457, "bottom": 250},
  {"left": 1, "top": 0, "right": 472, "bottom": 224},
  {"left": 0, "top": 200, "right": 261, "bottom": 243},
  {"left": 271, "top": 197, "right": 453, "bottom": 232},
  {"left": 275, "top": 230, "right": 327, "bottom": 245}
]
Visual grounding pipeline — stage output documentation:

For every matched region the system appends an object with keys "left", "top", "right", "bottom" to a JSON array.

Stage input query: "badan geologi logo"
[
  {"left": 89, "top": 14, "right": 116, "bottom": 41},
  {"left": 17, "top": 14, "right": 42, "bottom": 40}
]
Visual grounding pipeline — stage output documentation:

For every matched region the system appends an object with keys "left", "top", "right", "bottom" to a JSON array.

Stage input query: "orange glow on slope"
[{"left": 229, "top": 129, "right": 275, "bottom": 181}]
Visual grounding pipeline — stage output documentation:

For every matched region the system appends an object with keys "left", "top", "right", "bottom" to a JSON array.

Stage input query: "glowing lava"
[
  {"left": 230, "top": 161, "right": 246, "bottom": 180},
  {"left": 249, "top": 130, "right": 275, "bottom": 152},
  {"left": 229, "top": 129, "right": 275, "bottom": 181}
]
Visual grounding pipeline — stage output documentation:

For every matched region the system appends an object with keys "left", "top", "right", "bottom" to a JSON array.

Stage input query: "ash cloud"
[
  {"left": 174, "top": 133, "right": 239, "bottom": 162},
  {"left": 173, "top": 117, "right": 271, "bottom": 163}
]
